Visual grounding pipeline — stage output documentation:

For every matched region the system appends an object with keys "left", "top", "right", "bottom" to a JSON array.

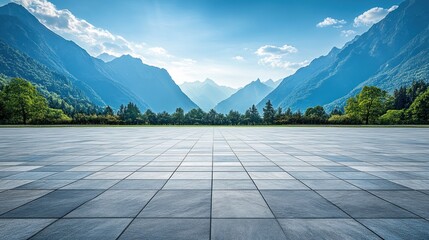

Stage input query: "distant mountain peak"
[
  {"left": 113, "top": 54, "right": 144, "bottom": 65},
  {"left": 214, "top": 79, "right": 273, "bottom": 113},
  {"left": 97, "top": 53, "right": 116, "bottom": 62},
  {"left": 203, "top": 78, "right": 217, "bottom": 85}
]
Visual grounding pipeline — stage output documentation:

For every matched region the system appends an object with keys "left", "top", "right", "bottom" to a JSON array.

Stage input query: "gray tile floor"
[{"left": 0, "top": 127, "right": 429, "bottom": 240}]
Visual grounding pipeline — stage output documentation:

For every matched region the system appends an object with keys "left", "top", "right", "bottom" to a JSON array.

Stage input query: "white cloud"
[
  {"left": 256, "top": 44, "right": 297, "bottom": 56},
  {"left": 354, "top": 5, "right": 398, "bottom": 27},
  {"left": 233, "top": 55, "right": 244, "bottom": 61},
  {"left": 341, "top": 30, "right": 357, "bottom": 37},
  {"left": 255, "top": 44, "right": 307, "bottom": 70},
  {"left": 316, "top": 17, "right": 346, "bottom": 28},
  {"left": 13, "top": 0, "right": 183, "bottom": 68}
]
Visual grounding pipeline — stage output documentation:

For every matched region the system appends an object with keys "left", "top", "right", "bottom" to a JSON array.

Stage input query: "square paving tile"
[
  {"left": 61, "top": 179, "right": 119, "bottom": 189},
  {"left": 127, "top": 172, "right": 172, "bottom": 179},
  {"left": 213, "top": 179, "right": 256, "bottom": 190},
  {"left": 211, "top": 219, "right": 286, "bottom": 240},
  {"left": 278, "top": 219, "right": 380, "bottom": 240},
  {"left": 0, "top": 190, "right": 51, "bottom": 215},
  {"left": 359, "top": 219, "right": 429, "bottom": 240},
  {"left": 31, "top": 218, "right": 131, "bottom": 240},
  {"left": 119, "top": 218, "right": 210, "bottom": 240},
  {"left": 139, "top": 190, "right": 211, "bottom": 217},
  {"left": 163, "top": 179, "right": 211, "bottom": 189},
  {"left": 262, "top": 190, "right": 347, "bottom": 218},
  {"left": 301, "top": 179, "right": 359, "bottom": 190},
  {"left": 318, "top": 190, "right": 417, "bottom": 218},
  {"left": 1, "top": 190, "right": 101, "bottom": 218},
  {"left": 0, "top": 219, "right": 55, "bottom": 240},
  {"left": 248, "top": 171, "right": 293, "bottom": 180},
  {"left": 212, "top": 190, "right": 274, "bottom": 218},
  {"left": 111, "top": 179, "right": 166, "bottom": 190},
  {"left": 170, "top": 171, "right": 211, "bottom": 179},
  {"left": 371, "top": 190, "right": 429, "bottom": 218},
  {"left": 66, "top": 190, "right": 156, "bottom": 217},
  {"left": 17, "top": 180, "right": 75, "bottom": 190},
  {"left": 347, "top": 179, "right": 410, "bottom": 190},
  {"left": 84, "top": 171, "right": 132, "bottom": 179},
  {"left": 288, "top": 171, "right": 337, "bottom": 180},
  {"left": 254, "top": 180, "right": 309, "bottom": 190}
]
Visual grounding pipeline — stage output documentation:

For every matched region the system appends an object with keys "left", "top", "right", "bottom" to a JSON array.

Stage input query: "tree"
[
  {"left": 263, "top": 100, "right": 275, "bottom": 124},
  {"left": 274, "top": 107, "right": 283, "bottom": 124},
  {"left": 227, "top": 110, "right": 241, "bottom": 125},
  {"left": 143, "top": 109, "right": 157, "bottom": 125},
  {"left": 357, "top": 86, "right": 388, "bottom": 124},
  {"left": 408, "top": 88, "right": 429, "bottom": 123},
  {"left": 407, "top": 80, "right": 429, "bottom": 108},
  {"left": 393, "top": 86, "right": 408, "bottom": 110},
  {"left": 185, "top": 108, "right": 206, "bottom": 125},
  {"left": 172, "top": 107, "right": 185, "bottom": 125},
  {"left": 118, "top": 102, "right": 142, "bottom": 124},
  {"left": 0, "top": 78, "right": 48, "bottom": 124},
  {"left": 304, "top": 105, "right": 328, "bottom": 123},
  {"left": 103, "top": 106, "right": 114, "bottom": 116},
  {"left": 379, "top": 110, "right": 405, "bottom": 125},
  {"left": 245, "top": 104, "right": 261, "bottom": 125},
  {"left": 330, "top": 106, "right": 343, "bottom": 116},
  {"left": 206, "top": 109, "right": 218, "bottom": 125},
  {"left": 157, "top": 111, "right": 171, "bottom": 125}
]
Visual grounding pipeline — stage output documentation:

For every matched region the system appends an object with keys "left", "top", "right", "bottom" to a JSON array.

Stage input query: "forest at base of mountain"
[{"left": 1, "top": 76, "right": 428, "bottom": 125}]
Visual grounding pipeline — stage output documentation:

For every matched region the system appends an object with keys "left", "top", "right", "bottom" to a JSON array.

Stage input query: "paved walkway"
[{"left": 0, "top": 127, "right": 429, "bottom": 239}]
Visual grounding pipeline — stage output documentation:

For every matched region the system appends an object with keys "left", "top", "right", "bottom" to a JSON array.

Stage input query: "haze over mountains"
[
  {"left": 180, "top": 79, "right": 237, "bottom": 111},
  {"left": 0, "top": 0, "right": 428, "bottom": 114}
]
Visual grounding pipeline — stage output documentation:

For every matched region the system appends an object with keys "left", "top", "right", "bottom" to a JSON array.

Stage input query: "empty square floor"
[{"left": 0, "top": 127, "right": 429, "bottom": 240}]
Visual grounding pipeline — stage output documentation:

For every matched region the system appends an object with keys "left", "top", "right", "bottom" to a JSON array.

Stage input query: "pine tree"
[{"left": 263, "top": 100, "right": 275, "bottom": 124}]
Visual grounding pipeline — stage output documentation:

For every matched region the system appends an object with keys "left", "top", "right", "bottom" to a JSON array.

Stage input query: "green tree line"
[{"left": 1, "top": 77, "right": 428, "bottom": 125}]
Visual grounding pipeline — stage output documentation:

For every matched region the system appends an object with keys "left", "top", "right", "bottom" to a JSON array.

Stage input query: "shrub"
[{"left": 328, "top": 114, "right": 362, "bottom": 125}]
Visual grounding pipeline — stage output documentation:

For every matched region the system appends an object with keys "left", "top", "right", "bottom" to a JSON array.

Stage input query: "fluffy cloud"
[
  {"left": 354, "top": 5, "right": 398, "bottom": 27},
  {"left": 13, "top": 0, "right": 188, "bottom": 68},
  {"left": 316, "top": 17, "right": 346, "bottom": 28},
  {"left": 255, "top": 44, "right": 307, "bottom": 70},
  {"left": 256, "top": 44, "right": 297, "bottom": 56},
  {"left": 341, "top": 30, "right": 357, "bottom": 37},
  {"left": 233, "top": 56, "right": 244, "bottom": 61}
]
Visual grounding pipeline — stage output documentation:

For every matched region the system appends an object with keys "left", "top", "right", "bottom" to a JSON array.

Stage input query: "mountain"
[
  {"left": 97, "top": 53, "right": 116, "bottom": 63},
  {"left": 0, "top": 3, "right": 148, "bottom": 110},
  {"left": 180, "top": 79, "right": 237, "bottom": 111},
  {"left": 215, "top": 79, "right": 273, "bottom": 114},
  {"left": 104, "top": 55, "right": 198, "bottom": 112},
  {"left": 259, "top": 0, "right": 429, "bottom": 112},
  {"left": 0, "top": 40, "right": 94, "bottom": 111},
  {"left": 263, "top": 79, "right": 282, "bottom": 88}
]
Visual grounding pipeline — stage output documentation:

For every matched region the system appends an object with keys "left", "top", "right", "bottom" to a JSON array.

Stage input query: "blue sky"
[{"left": 3, "top": 0, "right": 403, "bottom": 87}]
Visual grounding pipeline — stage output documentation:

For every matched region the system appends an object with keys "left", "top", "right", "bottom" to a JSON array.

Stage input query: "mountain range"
[
  {"left": 215, "top": 79, "right": 273, "bottom": 114},
  {"left": 0, "top": 0, "right": 428, "bottom": 115},
  {"left": 0, "top": 3, "right": 196, "bottom": 112},
  {"left": 180, "top": 79, "right": 236, "bottom": 111},
  {"left": 258, "top": 0, "right": 429, "bottom": 112}
]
